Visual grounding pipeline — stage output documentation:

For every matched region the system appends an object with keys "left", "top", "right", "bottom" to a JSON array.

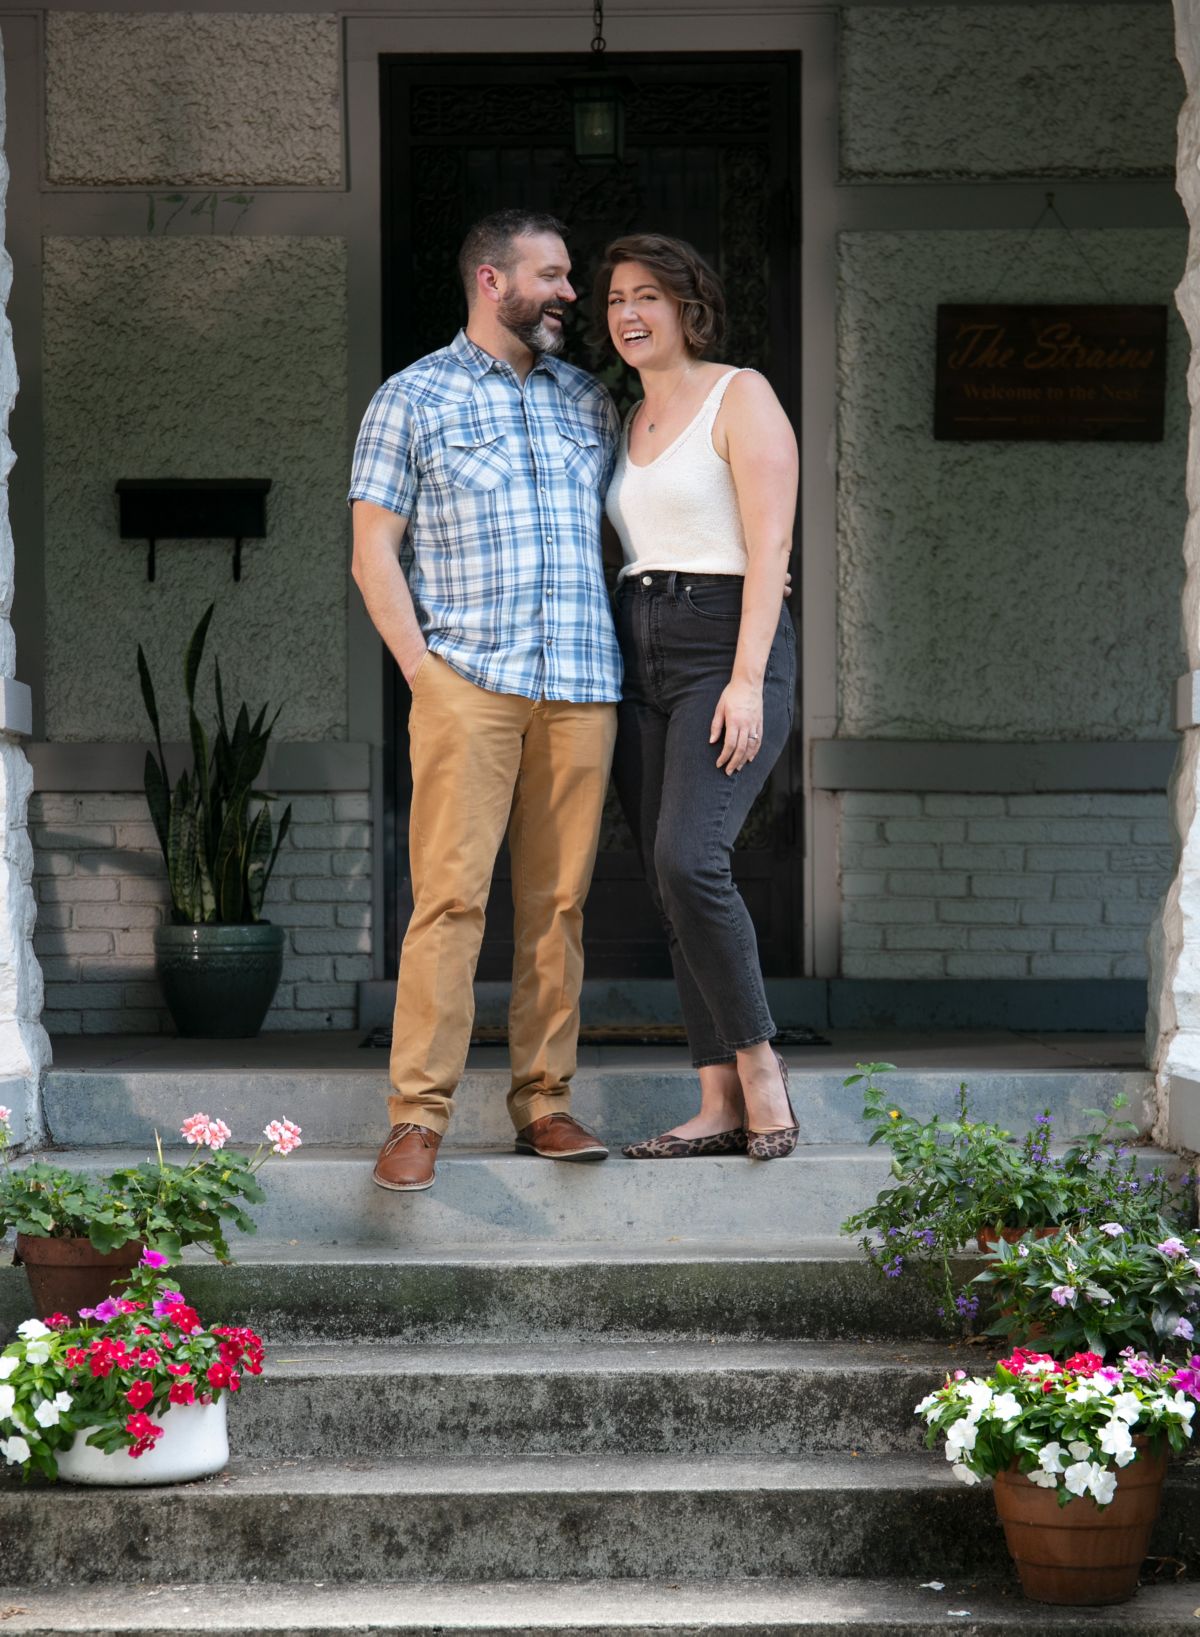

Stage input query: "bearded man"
[{"left": 349, "top": 209, "right": 620, "bottom": 1192}]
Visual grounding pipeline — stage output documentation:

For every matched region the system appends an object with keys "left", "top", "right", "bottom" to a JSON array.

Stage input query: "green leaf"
[{"left": 185, "top": 604, "right": 215, "bottom": 707}]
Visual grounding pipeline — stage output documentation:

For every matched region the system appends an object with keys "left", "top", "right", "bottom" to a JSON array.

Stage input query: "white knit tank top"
[{"left": 606, "top": 369, "right": 749, "bottom": 581}]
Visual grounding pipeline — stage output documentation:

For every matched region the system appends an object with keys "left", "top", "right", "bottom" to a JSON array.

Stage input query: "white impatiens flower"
[
  {"left": 1067, "top": 1440, "right": 1092, "bottom": 1461},
  {"left": 1108, "top": 1392, "right": 1142, "bottom": 1425},
  {"left": 1097, "top": 1418, "right": 1134, "bottom": 1462},
  {"left": 0, "top": 1357, "right": 17, "bottom": 1381},
  {"left": 32, "top": 1398, "right": 60, "bottom": 1429},
  {"left": 1027, "top": 1468, "right": 1060, "bottom": 1488},
  {"left": 915, "top": 1392, "right": 940, "bottom": 1416},
  {"left": 960, "top": 1381, "right": 994, "bottom": 1420},
  {"left": 1064, "top": 1459, "right": 1103, "bottom": 1498},
  {"left": 945, "top": 1420, "right": 978, "bottom": 1462},
  {"left": 22, "top": 1343, "right": 50, "bottom": 1366},
  {"left": 951, "top": 1462, "right": 981, "bottom": 1486},
  {"left": 1099, "top": 1223, "right": 1125, "bottom": 1237},
  {"left": 1089, "top": 1467, "right": 1118, "bottom": 1506},
  {"left": 990, "top": 1392, "right": 1022, "bottom": 1423},
  {"left": 0, "top": 1435, "right": 30, "bottom": 1465},
  {"left": 16, "top": 1320, "right": 49, "bottom": 1341},
  {"left": 1038, "top": 1442, "right": 1066, "bottom": 1474},
  {"left": 0, "top": 1385, "right": 14, "bottom": 1421},
  {"left": 53, "top": 1392, "right": 71, "bottom": 1412},
  {"left": 1066, "top": 1384, "right": 1100, "bottom": 1406}
]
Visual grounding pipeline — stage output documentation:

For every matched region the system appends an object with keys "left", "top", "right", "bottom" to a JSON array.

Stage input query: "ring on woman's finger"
[{"left": 748, "top": 731, "right": 760, "bottom": 741}]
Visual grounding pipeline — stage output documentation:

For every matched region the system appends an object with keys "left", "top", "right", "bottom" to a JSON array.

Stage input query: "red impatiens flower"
[
  {"left": 206, "top": 1361, "right": 231, "bottom": 1389},
  {"left": 168, "top": 1379, "right": 195, "bottom": 1406},
  {"left": 43, "top": 1313, "right": 71, "bottom": 1330},
  {"left": 124, "top": 1410, "right": 164, "bottom": 1457},
  {"left": 166, "top": 1361, "right": 191, "bottom": 1377},
  {"left": 64, "top": 1347, "right": 87, "bottom": 1370},
  {"left": 125, "top": 1380, "right": 154, "bottom": 1410},
  {"left": 1064, "top": 1352, "right": 1105, "bottom": 1378},
  {"left": 999, "top": 1346, "right": 1059, "bottom": 1376},
  {"left": 169, "top": 1305, "right": 201, "bottom": 1335}
]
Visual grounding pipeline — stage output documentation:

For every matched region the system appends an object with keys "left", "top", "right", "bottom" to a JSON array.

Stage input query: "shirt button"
[{"left": 642, "top": 575, "right": 652, "bottom": 586}]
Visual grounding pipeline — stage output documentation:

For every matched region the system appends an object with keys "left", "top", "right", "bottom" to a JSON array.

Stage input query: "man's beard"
[{"left": 497, "top": 291, "right": 566, "bottom": 355}]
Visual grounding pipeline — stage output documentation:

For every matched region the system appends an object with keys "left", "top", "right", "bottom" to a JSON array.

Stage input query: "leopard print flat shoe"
[
  {"left": 622, "top": 1127, "right": 749, "bottom": 1159},
  {"left": 746, "top": 1050, "right": 800, "bottom": 1160}
]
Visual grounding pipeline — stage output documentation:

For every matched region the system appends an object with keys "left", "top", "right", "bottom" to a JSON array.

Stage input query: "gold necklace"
[{"left": 642, "top": 365, "right": 695, "bottom": 434}]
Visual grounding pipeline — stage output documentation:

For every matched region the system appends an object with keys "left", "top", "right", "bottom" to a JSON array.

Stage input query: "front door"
[{"left": 380, "top": 51, "right": 802, "bottom": 980}]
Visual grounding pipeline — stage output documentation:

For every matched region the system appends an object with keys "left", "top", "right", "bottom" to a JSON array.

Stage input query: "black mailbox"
[{"left": 116, "top": 478, "right": 271, "bottom": 582}]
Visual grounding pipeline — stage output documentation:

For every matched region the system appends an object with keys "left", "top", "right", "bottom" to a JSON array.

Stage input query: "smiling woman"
[{"left": 590, "top": 232, "right": 802, "bottom": 1162}]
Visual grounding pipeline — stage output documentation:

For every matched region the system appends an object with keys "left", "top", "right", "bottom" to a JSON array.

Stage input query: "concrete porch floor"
[{"left": 46, "top": 1028, "right": 1148, "bottom": 1076}]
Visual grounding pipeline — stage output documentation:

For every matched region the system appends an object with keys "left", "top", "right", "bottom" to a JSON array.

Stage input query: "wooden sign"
[{"left": 934, "top": 304, "right": 1167, "bottom": 442}]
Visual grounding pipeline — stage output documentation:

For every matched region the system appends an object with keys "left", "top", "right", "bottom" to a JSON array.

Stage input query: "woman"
[{"left": 595, "top": 232, "right": 800, "bottom": 1160}]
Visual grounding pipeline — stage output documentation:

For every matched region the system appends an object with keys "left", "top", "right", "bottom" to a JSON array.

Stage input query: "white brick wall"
[
  {"left": 31, "top": 791, "right": 372, "bottom": 1034},
  {"left": 840, "top": 793, "right": 1170, "bottom": 979}
]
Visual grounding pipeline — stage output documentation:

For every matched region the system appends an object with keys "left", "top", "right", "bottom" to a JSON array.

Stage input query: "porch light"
[
  {"left": 571, "top": 0, "right": 624, "bottom": 165},
  {"left": 116, "top": 478, "right": 271, "bottom": 583}
]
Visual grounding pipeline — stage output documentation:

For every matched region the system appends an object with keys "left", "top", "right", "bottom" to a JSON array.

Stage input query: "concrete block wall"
[
  {"left": 30, "top": 791, "right": 371, "bottom": 1035},
  {"left": 840, "top": 793, "right": 1171, "bottom": 980}
]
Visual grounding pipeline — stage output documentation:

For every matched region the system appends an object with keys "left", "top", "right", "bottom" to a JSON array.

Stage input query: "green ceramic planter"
[{"left": 154, "top": 923, "right": 285, "bottom": 1038}]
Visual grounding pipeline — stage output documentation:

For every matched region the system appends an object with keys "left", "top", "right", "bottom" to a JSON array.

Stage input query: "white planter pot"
[{"left": 56, "top": 1398, "right": 229, "bottom": 1486}]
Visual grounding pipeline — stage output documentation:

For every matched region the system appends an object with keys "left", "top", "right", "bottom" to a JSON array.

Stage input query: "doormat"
[{"left": 362, "top": 1023, "right": 829, "bottom": 1049}]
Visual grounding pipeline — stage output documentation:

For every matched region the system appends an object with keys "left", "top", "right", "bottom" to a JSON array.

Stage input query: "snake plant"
[{"left": 138, "top": 605, "right": 292, "bottom": 924}]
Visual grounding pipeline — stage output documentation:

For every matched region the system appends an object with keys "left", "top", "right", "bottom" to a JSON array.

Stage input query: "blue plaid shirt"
[{"left": 348, "top": 330, "right": 622, "bottom": 703}]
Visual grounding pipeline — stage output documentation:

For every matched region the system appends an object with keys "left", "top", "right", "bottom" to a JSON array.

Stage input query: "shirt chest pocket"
[
  {"left": 443, "top": 426, "right": 511, "bottom": 492},
  {"left": 557, "top": 421, "right": 604, "bottom": 491}
]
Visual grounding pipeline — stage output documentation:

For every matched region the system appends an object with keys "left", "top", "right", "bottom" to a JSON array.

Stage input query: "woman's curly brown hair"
[{"left": 590, "top": 233, "right": 725, "bottom": 359}]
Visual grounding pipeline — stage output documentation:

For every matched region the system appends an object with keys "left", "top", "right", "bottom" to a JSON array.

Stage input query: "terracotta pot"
[
  {"left": 56, "top": 1398, "right": 229, "bottom": 1487},
  {"left": 992, "top": 1443, "right": 1167, "bottom": 1605},
  {"left": 13, "top": 1234, "right": 143, "bottom": 1321},
  {"left": 976, "top": 1225, "right": 1059, "bottom": 1254}
]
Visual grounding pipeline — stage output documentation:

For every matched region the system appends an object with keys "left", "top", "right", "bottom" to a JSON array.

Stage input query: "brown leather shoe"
[
  {"left": 372, "top": 1123, "right": 441, "bottom": 1191},
  {"left": 514, "top": 1112, "right": 608, "bottom": 1161}
]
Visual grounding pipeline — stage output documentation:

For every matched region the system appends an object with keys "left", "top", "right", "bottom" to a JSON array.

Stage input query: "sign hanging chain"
[
  {"left": 592, "top": 0, "right": 607, "bottom": 52},
  {"left": 982, "top": 192, "right": 1115, "bottom": 304}
]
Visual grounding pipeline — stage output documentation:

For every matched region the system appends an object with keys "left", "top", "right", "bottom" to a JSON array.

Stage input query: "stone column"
[{"left": 0, "top": 34, "right": 50, "bottom": 1147}]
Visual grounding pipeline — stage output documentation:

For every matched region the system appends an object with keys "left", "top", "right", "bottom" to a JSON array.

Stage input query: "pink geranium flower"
[
  {"left": 263, "top": 1117, "right": 302, "bottom": 1156},
  {"left": 140, "top": 1248, "right": 170, "bottom": 1270},
  {"left": 180, "top": 1113, "right": 232, "bottom": 1151}
]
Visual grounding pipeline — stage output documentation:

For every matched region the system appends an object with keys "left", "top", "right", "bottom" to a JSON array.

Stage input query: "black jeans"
[{"left": 612, "top": 571, "right": 796, "bottom": 1066}]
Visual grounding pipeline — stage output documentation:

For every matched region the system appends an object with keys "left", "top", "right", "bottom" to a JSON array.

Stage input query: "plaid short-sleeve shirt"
[{"left": 348, "top": 330, "right": 623, "bottom": 704}]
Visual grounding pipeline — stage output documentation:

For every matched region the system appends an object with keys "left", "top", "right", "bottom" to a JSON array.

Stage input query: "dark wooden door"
[{"left": 380, "top": 52, "right": 802, "bottom": 981}]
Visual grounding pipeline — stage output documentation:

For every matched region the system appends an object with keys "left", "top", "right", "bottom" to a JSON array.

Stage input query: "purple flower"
[
  {"left": 883, "top": 1255, "right": 904, "bottom": 1279},
  {"left": 954, "top": 1294, "right": 980, "bottom": 1320},
  {"left": 152, "top": 1290, "right": 185, "bottom": 1317},
  {"left": 139, "top": 1248, "right": 169, "bottom": 1270},
  {"left": 1051, "top": 1285, "right": 1077, "bottom": 1308},
  {"left": 1128, "top": 1357, "right": 1154, "bottom": 1379},
  {"left": 1174, "top": 1317, "right": 1195, "bottom": 1342},
  {"left": 90, "top": 1298, "right": 120, "bottom": 1323},
  {"left": 1158, "top": 1238, "right": 1189, "bottom": 1259},
  {"left": 1172, "top": 1366, "right": 1200, "bottom": 1401}
]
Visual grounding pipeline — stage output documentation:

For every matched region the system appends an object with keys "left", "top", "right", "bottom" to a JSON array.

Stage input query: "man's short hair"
[{"left": 457, "top": 210, "right": 568, "bottom": 302}]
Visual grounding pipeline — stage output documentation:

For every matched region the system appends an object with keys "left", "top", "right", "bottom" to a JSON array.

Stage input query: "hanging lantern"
[{"left": 571, "top": 1, "right": 624, "bottom": 165}]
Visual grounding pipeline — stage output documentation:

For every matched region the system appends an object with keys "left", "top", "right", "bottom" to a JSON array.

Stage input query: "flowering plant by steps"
[
  {"left": 916, "top": 1348, "right": 1197, "bottom": 1506},
  {"left": 973, "top": 1223, "right": 1200, "bottom": 1361},
  {"left": 0, "top": 1108, "right": 301, "bottom": 1260},
  {"left": 0, "top": 1248, "right": 263, "bottom": 1479},
  {"left": 840, "top": 1063, "right": 1191, "bottom": 1334}
]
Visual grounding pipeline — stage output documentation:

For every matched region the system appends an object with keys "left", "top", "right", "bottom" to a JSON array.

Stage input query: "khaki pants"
[{"left": 388, "top": 652, "right": 617, "bottom": 1135}]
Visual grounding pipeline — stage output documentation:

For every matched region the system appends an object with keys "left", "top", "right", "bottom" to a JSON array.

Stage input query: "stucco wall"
[
  {"left": 837, "top": 227, "right": 1188, "bottom": 741},
  {"left": 42, "top": 235, "right": 349, "bottom": 743},
  {"left": 841, "top": 4, "right": 1179, "bottom": 180},
  {"left": 45, "top": 12, "right": 342, "bottom": 188}
]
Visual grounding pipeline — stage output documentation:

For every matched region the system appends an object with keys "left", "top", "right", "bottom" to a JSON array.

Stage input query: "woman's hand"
[{"left": 711, "top": 677, "right": 764, "bottom": 774}]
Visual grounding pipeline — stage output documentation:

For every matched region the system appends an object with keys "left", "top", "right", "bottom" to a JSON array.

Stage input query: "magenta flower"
[
  {"left": 152, "top": 1290, "right": 185, "bottom": 1318},
  {"left": 0, "top": 1106, "right": 10, "bottom": 1124},
  {"left": 139, "top": 1248, "right": 170, "bottom": 1270},
  {"left": 91, "top": 1298, "right": 121, "bottom": 1323}
]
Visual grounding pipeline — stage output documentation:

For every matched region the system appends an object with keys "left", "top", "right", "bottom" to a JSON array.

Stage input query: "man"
[{"left": 348, "top": 209, "right": 621, "bottom": 1192}]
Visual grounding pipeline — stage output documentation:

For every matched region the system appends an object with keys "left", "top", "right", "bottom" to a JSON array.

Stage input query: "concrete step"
[
  {"left": 227, "top": 1340, "right": 954, "bottom": 1458},
  {"left": 0, "top": 1577, "right": 1197, "bottom": 1634},
  {"left": 42, "top": 1047, "right": 1153, "bottom": 1148},
  {"left": 2, "top": 1453, "right": 1197, "bottom": 1585},
  {"left": 0, "top": 1240, "right": 963, "bottom": 1344},
  {"left": 10, "top": 1144, "right": 1173, "bottom": 1252}
]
